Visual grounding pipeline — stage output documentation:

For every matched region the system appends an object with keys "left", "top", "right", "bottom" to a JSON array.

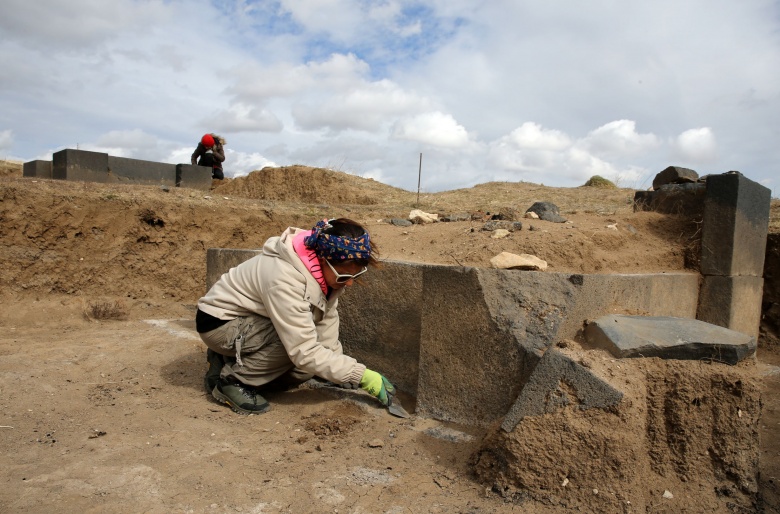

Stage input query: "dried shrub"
[{"left": 84, "top": 300, "right": 128, "bottom": 321}]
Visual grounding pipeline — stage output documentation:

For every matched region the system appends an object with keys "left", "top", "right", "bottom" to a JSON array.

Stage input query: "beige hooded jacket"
[{"left": 197, "top": 227, "right": 366, "bottom": 385}]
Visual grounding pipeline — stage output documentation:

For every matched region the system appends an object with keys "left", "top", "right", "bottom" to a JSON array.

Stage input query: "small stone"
[
  {"left": 663, "top": 490, "right": 674, "bottom": 499},
  {"left": 606, "top": 223, "right": 618, "bottom": 231},
  {"left": 524, "top": 211, "right": 539, "bottom": 219},
  {"left": 562, "top": 478, "right": 569, "bottom": 487},
  {"left": 593, "top": 488, "right": 599, "bottom": 495},
  {"left": 368, "top": 439, "right": 384, "bottom": 448},
  {"left": 491, "top": 229, "right": 510, "bottom": 239}
]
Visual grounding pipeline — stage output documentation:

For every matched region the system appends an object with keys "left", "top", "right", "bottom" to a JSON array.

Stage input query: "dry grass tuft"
[{"left": 84, "top": 300, "right": 128, "bottom": 321}]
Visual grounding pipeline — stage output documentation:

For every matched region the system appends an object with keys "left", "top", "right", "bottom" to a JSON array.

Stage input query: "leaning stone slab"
[
  {"left": 500, "top": 348, "right": 623, "bottom": 432},
  {"left": 584, "top": 314, "right": 756, "bottom": 365}
]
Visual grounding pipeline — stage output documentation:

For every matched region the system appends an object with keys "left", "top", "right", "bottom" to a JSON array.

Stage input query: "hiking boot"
[
  {"left": 204, "top": 349, "right": 224, "bottom": 394},
  {"left": 212, "top": 377, "right": 270, "bottom": 415}
]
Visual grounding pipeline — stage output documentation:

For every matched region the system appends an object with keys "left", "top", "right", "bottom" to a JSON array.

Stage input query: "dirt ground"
[{"left": 1, "top": 162, "right": 779, "bottom": 513}]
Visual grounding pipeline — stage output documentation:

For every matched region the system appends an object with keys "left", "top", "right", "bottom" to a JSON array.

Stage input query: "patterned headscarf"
[{"left": 303, "top": 219, "right": 371, "bottom": 261}]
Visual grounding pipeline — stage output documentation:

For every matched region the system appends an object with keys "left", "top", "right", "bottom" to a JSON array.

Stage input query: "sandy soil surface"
[{"left": 1, "top": 162, "right": 778, "bottom": 513}]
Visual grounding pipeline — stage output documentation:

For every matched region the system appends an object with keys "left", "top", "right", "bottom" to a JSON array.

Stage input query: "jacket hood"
[{"left": 262, "top": 227, "right": 303, "bottom": 260}]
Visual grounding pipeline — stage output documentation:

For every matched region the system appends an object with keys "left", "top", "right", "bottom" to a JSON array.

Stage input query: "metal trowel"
[{"left": 386, "top": 392, "right": 411, "bottom": 418}]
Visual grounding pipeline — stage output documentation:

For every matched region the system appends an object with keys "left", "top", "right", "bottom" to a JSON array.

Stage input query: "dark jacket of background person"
[{"left": 191, "top": 134, "right": 226, "bottom": 179}]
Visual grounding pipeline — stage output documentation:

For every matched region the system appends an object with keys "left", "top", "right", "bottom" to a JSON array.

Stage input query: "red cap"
[{"left": 201, "top": 134, "right": 215, "bottom": 147}]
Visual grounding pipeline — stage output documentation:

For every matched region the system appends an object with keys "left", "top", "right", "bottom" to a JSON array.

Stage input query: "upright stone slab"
[
  {"left": 700, "top": 172, "right": 771, "bottom": 277},
  {"left": 52, "top": 149, "right": 109, "bottom": 182},
  {"left": 23, "top": 160, "right": 52, "bottom": 179},
  {"left": 176, "top": 163, "right": 213, "bottom": 190},
  {"left": 697, "top": 275, "right": 764, "bottom": 339},
  {"left": 698, "top": 172, "right": 771, "bottom": 337}
]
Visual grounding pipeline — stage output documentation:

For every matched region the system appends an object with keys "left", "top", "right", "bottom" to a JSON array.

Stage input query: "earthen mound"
[{"left": 213, "top": 165, "right": 413, "bottom": 205}]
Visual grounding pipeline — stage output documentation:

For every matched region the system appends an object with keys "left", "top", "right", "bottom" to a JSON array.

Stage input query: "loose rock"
[
  {"left": 482, "top": 220, "right": 523, "bottom": 232},
  {"left": 489, "top": 252, "right": 548, "bottom": 271},
  {"left": 526, "top": 202, "right": 567, "bottom": 223},
  {"left": 409, "top": 209, "right": 438, "bottom": 224}
]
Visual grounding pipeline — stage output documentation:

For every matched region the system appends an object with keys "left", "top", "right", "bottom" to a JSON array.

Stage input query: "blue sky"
[{"left": 1, "top": 0, "right": 778, "bottom": 194}]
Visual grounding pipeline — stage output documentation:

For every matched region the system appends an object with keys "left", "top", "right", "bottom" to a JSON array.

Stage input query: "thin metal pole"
[{"left": 416, "top": 153, "right": 422, "bottom": 207}]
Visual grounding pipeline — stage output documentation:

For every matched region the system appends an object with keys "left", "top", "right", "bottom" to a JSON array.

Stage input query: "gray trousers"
[{"left": 199, "top": 314, "right": 313, "bottom": 388}]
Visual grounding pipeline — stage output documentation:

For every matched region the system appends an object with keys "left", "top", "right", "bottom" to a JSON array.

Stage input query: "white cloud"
[
  {"left": 391, "top": 112, "right": 470, "bottom": 148},
  {"left": 225, "top": 151, "right": 277, "bottom": 177},
  {"left": 206, "top": 104, "right": 283, "bottom": 133},
  {"left": 505, "top": 122, "right": 571, "bottom": 151},
  {"left": 579, "top": 120, "right": 660, "bottom": 158},
  {"left": 0, "top": 129, "right": 13, "bottom": 151},
  {"left": 673, "top": 127, "right": 717, "bottom": 163},
  {"left": 1, "top": 1, "right": 778, "bottom": 192},
  {"left": 0, "top": 0, "right": 172, "bottom": 50},
  {"left": 227, "top": 53, "right": 371, "bottom": 102},
  {"left": 293, "top": 79, "right": 430, "bottom": 132},
  {"left": 96, "top": 129, "right": 157, "bottom": 149},
  {"left": 487, "top": 122, "right": 571, "bottom": 172}
]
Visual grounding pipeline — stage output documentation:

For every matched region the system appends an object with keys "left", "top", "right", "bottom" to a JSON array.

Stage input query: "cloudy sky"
[{"left": 1, "top": 1, "right": 778, "bottom": 194}]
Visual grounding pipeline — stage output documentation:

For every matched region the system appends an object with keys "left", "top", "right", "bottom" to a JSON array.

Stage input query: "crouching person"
[{"left": 196, "top": 218, "right": 395, "bottom": 414}]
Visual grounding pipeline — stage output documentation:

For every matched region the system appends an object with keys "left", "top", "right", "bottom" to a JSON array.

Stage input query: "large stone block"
[
  {"left": 632, "top": 183, "right": 705, "bottom": 216},
  {"left": 52, "top": 149, "right": 109, "bottom": 182},
  {"left": 339, "top": 262, "right": 424, "bottom": 395},
  {"left": 697, "top": 275, "right": 764, "bottom": 338},
  {"left": 413, "top": 267, "right": 699, "bottom": 426},
  {"left": 700, "top": 172, "right": 771, "bottom": 277},
  {"left": 107, "top": 156, "right": 176, "bottom": 186},
  {"left": 22, "top": 160, "right": 52, "bottom": 179},
  {"left": 176, "top": 163, "right": 212, "bottom": 190},
  {"left": 204, "top": 253, "right": 702, "bottom": 426}
]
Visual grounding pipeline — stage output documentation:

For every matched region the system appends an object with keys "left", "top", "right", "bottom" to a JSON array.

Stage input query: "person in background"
[
  {"left": 191, "top": 133, "right": 226, "bottom": 179},
  {"left": 195, "top": 218, "right": 396, "bottom": 415}
]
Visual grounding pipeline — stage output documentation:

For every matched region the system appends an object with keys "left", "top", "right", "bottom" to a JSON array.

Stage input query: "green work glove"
[{"left": 360, "top": 369, "right": 396, "bottom": 406}]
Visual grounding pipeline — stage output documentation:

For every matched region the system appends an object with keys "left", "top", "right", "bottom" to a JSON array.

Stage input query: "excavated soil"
[{"left": 1, "top": 161, "right": 779, "bottom": 513}]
